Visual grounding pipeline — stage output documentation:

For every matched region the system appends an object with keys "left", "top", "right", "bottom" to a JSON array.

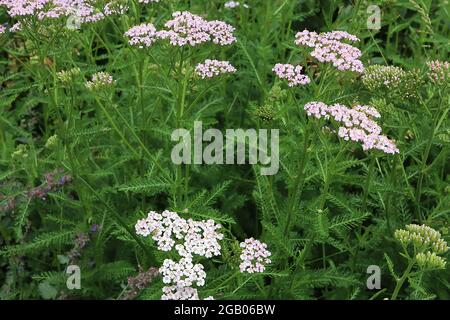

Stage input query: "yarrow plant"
[
  {"left": 239, "top": 238, "right": 272, "bottom": 273},
  {"left": 426, "top": 60, "right": 449, "bottom": 84},
  {"left": 85, "top": 72, "right": 115, "bottom": 91},
  {"left": 126, "top": 11, "right": 237, "bottom": 48},
  {"left": 195, "top": 59, "right": 236, "bottom": 79},
  {"left": 0, "top": 0, "right": 449, "bottom": 303},
  {"left": 224, "top": 1, "right": 249, "bottom": 9},
  {"left": 272, "top": 63, "right": 310, "bottom": 87},
  {"left": 390, "top": 224, "right": 449, "bottom": 299},
  {"left": 135, "top": 210, "right": 223, "bottom": 299},
  {"left": 124, "top": 23, "right": 158, "bottom": 48},
  {"left": 304, "top": 101, "right": 399, "bottom": 154},
  {"left": 295, "top": 30, "right": 364, "bottom": 73}
]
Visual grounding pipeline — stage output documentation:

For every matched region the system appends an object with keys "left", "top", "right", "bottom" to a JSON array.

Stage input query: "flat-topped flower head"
[
  {"left": 295, "top": 29, "right": 364, "bottom": 73},
  {"left": 56, "top": 67, "right": 81, "bottom": 84},
  {"left": 0, "top": 0, "right": 112, "bottom": 24},
  {"left": 135, "top": 210, "right": 223, "bottom": 258},
  {"left": 416, "top": 251, "right": 446, "bottom": 270},
  {"left": 160, "top": 257, "right": 206, "bottom": 288},
  {"left": 0, "top": 24, "right": 6, "bottom": 34},
  {"left": 195, "top": 59, "right": 236, "bottom": 79},
  {"left": 239, "top": 238, "right": 272, "bottom": 273},
  {"left": 161, "top": 286, "right": 213, "bottom": 300},
  {"left": 395, "top": 224, "right": 449, "bottom": 254},
  {"left": 85, "top": 72, "right": 115, "bottom": 91},
  {"left": 272, "top": 63, "right": 310, "bottom": 87},
  {"left": 304, "top": 101, "right": 399, "bottom": 154},
  {"left": 362, "top": 65, "right": 406, "bottom": 91},
  {"left": 157, "top": 11, "right": 236, "bottom": 47},
  {"left": 124, "top": 23, "right": 158, "bottom": 48}
]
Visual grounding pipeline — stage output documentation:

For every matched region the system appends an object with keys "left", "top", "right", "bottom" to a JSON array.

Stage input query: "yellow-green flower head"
[
  {"left": 85, "top": 72, "right": 115, "bottom": 91},
  {"left": 57, "top": 67, "right": 81, "bottom": 84},
  {"left": 416, "top": 251, "right": 446, "bottom": 270},
  {"left": 395, "top": 224, "right": 449, "bottom": 254},
  {"left": 45, "top": 134, "right": 59, "bottom": 149},
  {"left": 362, "top": 65, "right": 405, "bottom": 91}
]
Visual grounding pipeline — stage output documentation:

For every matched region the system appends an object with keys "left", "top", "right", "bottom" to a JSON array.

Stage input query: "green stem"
[
  {"left": 284, "top": 122, "right": 310, "bottom": 237},
  {"left": 391, "top": 259, "right": 415, "bottom": 300}
]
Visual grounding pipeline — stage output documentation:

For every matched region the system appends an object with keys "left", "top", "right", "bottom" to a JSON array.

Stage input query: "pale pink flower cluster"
[
  {"left": 160, "top": 11, "right": 236, "bottom": 46},
  {"left": 239, "top": 238, "right": 272, "bottom": 273},
  {"left": 124, "top": 23, "right": 158, "bottom": 48},
  {"left": 138, "top": 0, "right": 161, "bottom": 3},
  {"left": 125, "top": 11, "right": 236, "bottom": 48},
  {"left": 426, "top": 60, "right": 449, "bottom": 83},
  {"left": 0, "top": 24, "right": 6, "bottom": 34},
  {"left": 304, "top": 101, "right": 399, "bottom": 154},
  {"left": 272, "top": 63, "right": 311, "bottom": 87},
  {"left": 295, "top": 29, "right": 364, "bottom": 73},
  {"left": 195, "top": 59, "right": 236, "bottom": 79},
  {"left": 135, "top": 210, "right": 223, "bottom": 300},
  {"left": 85, "top": 72, "right": 115, "bottom": 90},
  {"left": 0, "top": 0, "right": 128, "bottom": 26}
]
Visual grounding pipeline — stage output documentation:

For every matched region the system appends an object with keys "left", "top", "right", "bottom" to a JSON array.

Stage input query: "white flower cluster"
[
  {"left": 135, "top": 210, "right": 223, "bottom": 300},
  {"left": 224, "top": 1, "right": 249, "bottom": 9},
  {"left": 135, "top": 210, "right": 223, "bottom": 257},
  {"left": 160, "top": 258, "right": 206, "bottom": 287},
  {"left": 239, "top": 238, "right": 272, "bottom": 273},
  {"left": 85, "top": 72, "right": 115, "bottom": 91}
]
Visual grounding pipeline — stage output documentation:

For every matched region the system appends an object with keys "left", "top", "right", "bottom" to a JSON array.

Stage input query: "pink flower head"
[
  {"left": 426, "top": 60, "right": 449, "bottom": 83},
  {"left": 304, "top": 101, "right": 399, "bottom": 154},
  {"left": 195, "top": 59, "right": 237, "bottom": 79},
  {"left": 239, "top": 238, "right": 272, "bottom": 273},
  {"left": 272, "top": 63, "right": 310, "bottom": 87},
  {"left": 295, "top": 29, "right": 364, "bottom": 73},
  {"left": 124, "top": 23, "right": 158, "bottom": 48},
  {"left": 157, "top": 11, "right": 236, "bottom": 47}
]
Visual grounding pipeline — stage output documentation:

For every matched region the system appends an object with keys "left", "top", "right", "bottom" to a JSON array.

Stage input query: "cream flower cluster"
[
  {"left": 195, "top": 59, "right": 237, "bottom": 79},
  {"left": 362, "top": 65, "right": 406, "bottom": 91},
  {"left": 239, "top": 238, "right": 272, "bottom": 273},
  {"left": 304, "top": 101, "right": 399, "bottom": 154},
  {"left": 395, "top": 224, "right": 449, "bottom": 270},
  {"left": 395, "top": 224, "right": 449, "bottom": 255},
  {"left": 224, "top": 1, "right": 249, "bottom": 9},
  {"left": 295, "top": 29, "right": 364, "bottom": 73},
  {"left": 135, "top": 210, "right": 223, "bottom": 300},
  {"left": 85, "top": 72, "right": 115, "bottom": 91}
]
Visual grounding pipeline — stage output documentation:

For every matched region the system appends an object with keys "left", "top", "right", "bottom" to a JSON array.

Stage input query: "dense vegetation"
[{"left": 0, "top": 0, "right": 449, "bottom": 300}]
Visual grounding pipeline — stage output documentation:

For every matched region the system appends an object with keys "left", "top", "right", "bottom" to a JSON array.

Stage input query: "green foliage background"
[{"left": 0, "top": 0, "right": 449, "bottom": 300}]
